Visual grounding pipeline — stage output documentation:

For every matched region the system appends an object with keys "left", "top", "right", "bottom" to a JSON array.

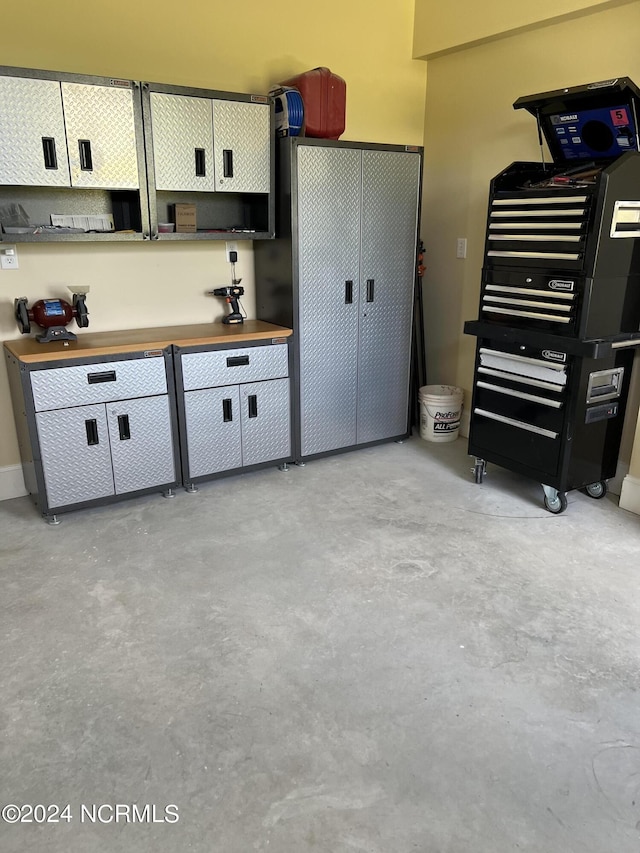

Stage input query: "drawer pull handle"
[
  {"left": 195, "top": 147, "right": 206, "bottom": 177},
  {"left": 223, "top": 149, "right": 234, "bottom": 178},
  {"left": 222, "top": 398, "right": 233, "bottom": 422},
  {"left": 117, "top": 414, "right": 131, "bottom": 441},
  {"left": 85, "top": 418, "right": 99, "bottom": 446},
  {"left": 78, "top": 139, "right": 93, "bottom": 171},
  {"left": 248, "top": 394, "right": 258, "bottom": 419},
  {"left": 226, "top": 355, "right": 249, "bottom": 367},
  {"left": 366, "top": 279, "right": 375, "bottom": 303},
  {"left": 345, "top": 280, "right": 353, "bottom": 304},
  {"left": 87, "top": 371, "right": 116, "bottom": 384},
  {"left": 42, "top": 137, "right": 58, "bottom": 170}
]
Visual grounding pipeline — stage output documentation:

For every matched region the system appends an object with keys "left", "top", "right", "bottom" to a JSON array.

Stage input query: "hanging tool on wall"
[{"left": 207, "top": 250, "right": 245, "bottom": 324}]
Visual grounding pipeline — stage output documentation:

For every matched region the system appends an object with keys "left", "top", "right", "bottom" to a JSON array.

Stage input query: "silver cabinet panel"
[
  {"left": 357, "top": 150, "right": 421, "bottom": 444},
  {"left": 240, "top": 378, "right": 290, "bottom": 466},
  {"left": 61, "top": 82, "right": 139, "bottom": 189},
  {"left": 184, "top": 385, "right": 242, "bottom": 478},
  {"left": 31, "top": 357, "right": 168, "bottom": 411},
  {"left": 296, "top": 145, "right": 362, "bottom": 456},
  {"left": 36, "top": 404, "right": 114, "bottom": 508},
  {"left": 0, "top": 75, "right": 70, "bottom": 187},
  {"left": 149, "top": 92, "right": 215, "bottom": 192},
  {"left": 108, "top": 395, "right": 175, "bottom": 494},
  {"left": 212, "top": 100, "right": 270, "bottom": 193},
  {"left": 181, "top": 344, "right": 288, "bottom": 391}
]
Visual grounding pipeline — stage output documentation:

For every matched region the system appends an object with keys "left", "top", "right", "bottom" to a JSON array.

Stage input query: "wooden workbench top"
[{"left": 3, "top": 321, "right": 293, "bottom": 363}]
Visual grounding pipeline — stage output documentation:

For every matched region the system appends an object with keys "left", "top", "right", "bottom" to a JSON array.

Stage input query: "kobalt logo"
[
  {"left": 541, "top": 350, "right": 567, "bottom": 363},
  {"left": 549, "top": 279, "right": 574, "bottom": 291},
  {"left": 560, "top": 114, "right": 578, "bottom": 122}
]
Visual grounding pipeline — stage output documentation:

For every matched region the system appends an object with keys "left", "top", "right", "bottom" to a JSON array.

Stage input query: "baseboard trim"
[
  {"left": 0, "top": 465, "right": 27, "bottom": 502},
  {"left": 619, "top": 472, "right": 640, "bottom": 515}
]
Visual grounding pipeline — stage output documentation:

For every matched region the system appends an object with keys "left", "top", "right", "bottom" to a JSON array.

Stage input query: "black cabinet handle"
[
  {"left": 223, "top": 149, "right": 234, "bottom": 178},
  {"left": 195, "top": 147, "right": 206, "bottom": 177},
  {"left": 222, "top": 398, "right": 233, "bottom": 422},
  {"left": 226, "top": 355, "right": 249, "bottom": 367},
  {"left": 87, "top": 371, "right": 116, "bottom": 384},
  {"left": 85, "top": 418, "right": 99, "bottom": 446},
  {"left": 366, "top": 279, "right": 375, "bottom": 303},
  {"left": 248, "top": 394, "right": 258, "bottom": 419},
  {"left": 42, "top": 137, "right": 58, "bottom": 170},
  {"left": 78, "top": 139, "right": 93, "bottom": 171},
  {"left": 117, "top": 414, "right": 131, "bottom": 441},
  {"left": 345, "top": 280, "right": 353, "bottom": 304}
]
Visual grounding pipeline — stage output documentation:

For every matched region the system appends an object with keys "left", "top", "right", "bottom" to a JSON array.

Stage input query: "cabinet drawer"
[
  {"left": 181, "top": 344, "right": 288, "bottom": 391},
  {"left": 30, "top": 357, "right": 168, "bottom": 412}
]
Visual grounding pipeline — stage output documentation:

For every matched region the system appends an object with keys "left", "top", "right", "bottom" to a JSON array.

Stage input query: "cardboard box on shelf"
[{"left": 174, "top": 203, "right": 196, "bottom": 233}]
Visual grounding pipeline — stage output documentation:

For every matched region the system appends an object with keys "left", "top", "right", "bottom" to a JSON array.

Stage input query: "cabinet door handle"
[
  {"left": 42, "top": 137, "right": 58, "bottom": 170},
  {"left": 117, "top": 414, "right": 131, "bottom": 441},
  {"left": 78, "top": 139, "right": 93, "bottom": 171},
  {"left": 87, "top": 371, "right": 116, "bottom": 384},
  {"left": 195, "top": 147, "right": 206, "bottom": 177},
  {"left": 247, "top": 394, "right": 258, "bottom": 419},
  {"left": 223, "top": 149, "right": 234, "bottom": 178},
  {"left": 226, "top": 355, "right": 249, "bottom": 367},
  {"left": 345, "top": 280, "right": 353, "bottom": 304},
  {"left": 222, "top": 398, "right": 233, "bottom": 422},
  {"left": 366, "top": 279, "right": 375, "bottom": 303},
  {"left": 85, "top": 418, "right": 99, "bottom": 446}
]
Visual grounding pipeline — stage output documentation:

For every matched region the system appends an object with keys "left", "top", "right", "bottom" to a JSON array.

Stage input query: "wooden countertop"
[{"left": 3, "top": 321, "right": 293, "bottom": 364}]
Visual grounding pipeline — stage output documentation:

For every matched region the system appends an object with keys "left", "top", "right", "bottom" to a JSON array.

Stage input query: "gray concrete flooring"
[{"left": 1, "top": 436, "right": 640, "bottom": 853}]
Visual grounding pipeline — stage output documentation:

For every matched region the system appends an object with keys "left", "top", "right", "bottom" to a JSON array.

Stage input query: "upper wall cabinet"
[
  {"left": 142, "top": 82, "right": 274, "bottom": 240},
  {"left": 0, "top": 66, "right": 149, "bottom": 242}
]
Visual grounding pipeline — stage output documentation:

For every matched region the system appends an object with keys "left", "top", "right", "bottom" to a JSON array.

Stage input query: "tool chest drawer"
[
  {"left": 180, "top": 343, "right": 288, "bottom": 391},
  {"left": 30, "top": 356, "right": 168, "bottom": 412}
]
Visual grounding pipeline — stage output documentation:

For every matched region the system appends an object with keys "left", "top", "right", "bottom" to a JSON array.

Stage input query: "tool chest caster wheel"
[
  {"left": 584, "top": 480, "right": 608, "bottom": 499},
  {"left": 543, "top": 492, "right": 568, "bottom": 514},
  {"left": 473, "top": 458, "right": 486, "bottom": 484}
]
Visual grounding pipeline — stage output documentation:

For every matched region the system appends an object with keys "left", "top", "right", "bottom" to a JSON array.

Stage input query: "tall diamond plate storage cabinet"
[{"left": 255, "top": 137, "right": 422, "bottom": 462}]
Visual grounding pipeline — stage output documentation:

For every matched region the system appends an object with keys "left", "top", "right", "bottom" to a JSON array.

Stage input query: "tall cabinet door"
[
  {"left": 356, "top": 150, "right": 421, "bottom": 444},
  {"left": 0, "top": 76, "right": 70, "bottom": 186},
  {"left": 296, "top": 144, "right": 362, "bottom": 456},
  {"left": 149, "top": 93, "right": 216, "bottom": 192},
  {"left": 35, "top": 404, "right": 114, "bottom": 508},
  {"left": 61, "top": 82, "right": 140, "bottom": 189},
  {"left": 212, "top": 100, "right": 270, "bottom": 193}
]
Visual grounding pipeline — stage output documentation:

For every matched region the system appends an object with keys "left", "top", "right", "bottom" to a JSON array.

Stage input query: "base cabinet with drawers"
[
  {"left": 4, "top": 346, "right": 180, "bottom": 521},
  {"left": 174, "top": 337, "right": 292, "bottom": 488},
  {"left": 4, "top": 322, "right": 292, "bottom": 520}
]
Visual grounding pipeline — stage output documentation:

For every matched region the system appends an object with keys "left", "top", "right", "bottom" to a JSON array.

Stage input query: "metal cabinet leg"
[
  {"left": 46, "top": 514, "right": 61, "bottom": 525},
  {"left": 185, "top": 483, "right": 198, "bottom": 494},
  {"left": 163, "top": 487, "right": 176, "bottom": 499},
  {"left": 278, "top": 462, "right": 289, "bottom": 472},
  {"left": 472, "top": 458, "right": 486, "bottom": 484}
]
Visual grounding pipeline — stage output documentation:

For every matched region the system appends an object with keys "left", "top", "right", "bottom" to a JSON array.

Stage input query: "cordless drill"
[{"left": 211, "top": 285, "right": 244, "bottom": 324}]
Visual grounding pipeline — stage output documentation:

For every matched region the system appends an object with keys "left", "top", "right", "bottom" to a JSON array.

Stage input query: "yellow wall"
[
  {"left": 414, "top": 0, "right": 636, "bottom": 58},
  {"left": 0, "top": 0, "right": 426, "bottom": 477},
  {"left": 418, "top": 1, "right": 640, "bottom": 490}
]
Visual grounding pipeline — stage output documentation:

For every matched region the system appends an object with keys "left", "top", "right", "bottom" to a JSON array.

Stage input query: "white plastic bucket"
[{"left": 419, "top": 385, "right": 463, "bottom": 443}]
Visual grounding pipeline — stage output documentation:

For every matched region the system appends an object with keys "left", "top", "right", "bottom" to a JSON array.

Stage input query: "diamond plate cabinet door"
[
  {"left": 183, "top": 386, "right": 243, "bottom": 478},
  {"left": 62, "top": 82, "right": 140, "bottom": 189},
  {"left": 35, "top": 404, "right": 115, "bottom": 508},
  {"left": 212, "top": 100, "right": 270, "bottom": 194},
  {"left": 149, "top": 92, "right": 216, "bottom": 192},
  {"left": 0, "top": 74, "right": 71, "bottom": 186},
  {"left": 240, "top": 378, "right": 291, "bottom": 466}
]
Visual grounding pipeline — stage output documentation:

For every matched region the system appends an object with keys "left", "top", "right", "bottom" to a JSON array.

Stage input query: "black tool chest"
[{"left": 464, "top": 78, "right": 640, "bottom": 513}]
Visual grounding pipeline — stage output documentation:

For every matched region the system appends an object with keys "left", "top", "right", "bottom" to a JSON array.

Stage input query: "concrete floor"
[{"left": 1, "top": 436, "right": 640, "bottom": 852}]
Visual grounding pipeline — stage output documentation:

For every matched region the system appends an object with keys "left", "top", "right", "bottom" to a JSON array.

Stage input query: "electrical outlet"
[
  {"left": 1, "top": 246, "right": 18, "bottom": 270},
  {"left": 225, "top": 241, "right": 238, "bottom": 262},
  {"left": 456, "top": 238, "right": 467, "bottom": 259}
]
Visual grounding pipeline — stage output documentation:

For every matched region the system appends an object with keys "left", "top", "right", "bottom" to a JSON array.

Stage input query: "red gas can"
[{"left": 280, "top": 67, "right": 346, "bottom": 139}]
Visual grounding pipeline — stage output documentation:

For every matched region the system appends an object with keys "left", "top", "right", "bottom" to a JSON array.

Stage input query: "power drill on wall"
[{"left": 208, "top": 251, "right": 245, "bottom": 324}]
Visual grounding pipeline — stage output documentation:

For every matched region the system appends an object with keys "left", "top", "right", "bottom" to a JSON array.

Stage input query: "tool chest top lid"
[{"left": 513, "top": 77, "right": 640, "bottom": 166}]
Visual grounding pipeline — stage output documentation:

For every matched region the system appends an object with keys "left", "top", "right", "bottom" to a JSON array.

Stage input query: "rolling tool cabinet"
[
  {"left": 4, "top": 321, "right": 292, "bottom": 521},
  {"left": 254, "top": 137, "right": 422, "bottom": 461},
  {"left": 465, "top": 77, "right": 640, "bottom": 513}
]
